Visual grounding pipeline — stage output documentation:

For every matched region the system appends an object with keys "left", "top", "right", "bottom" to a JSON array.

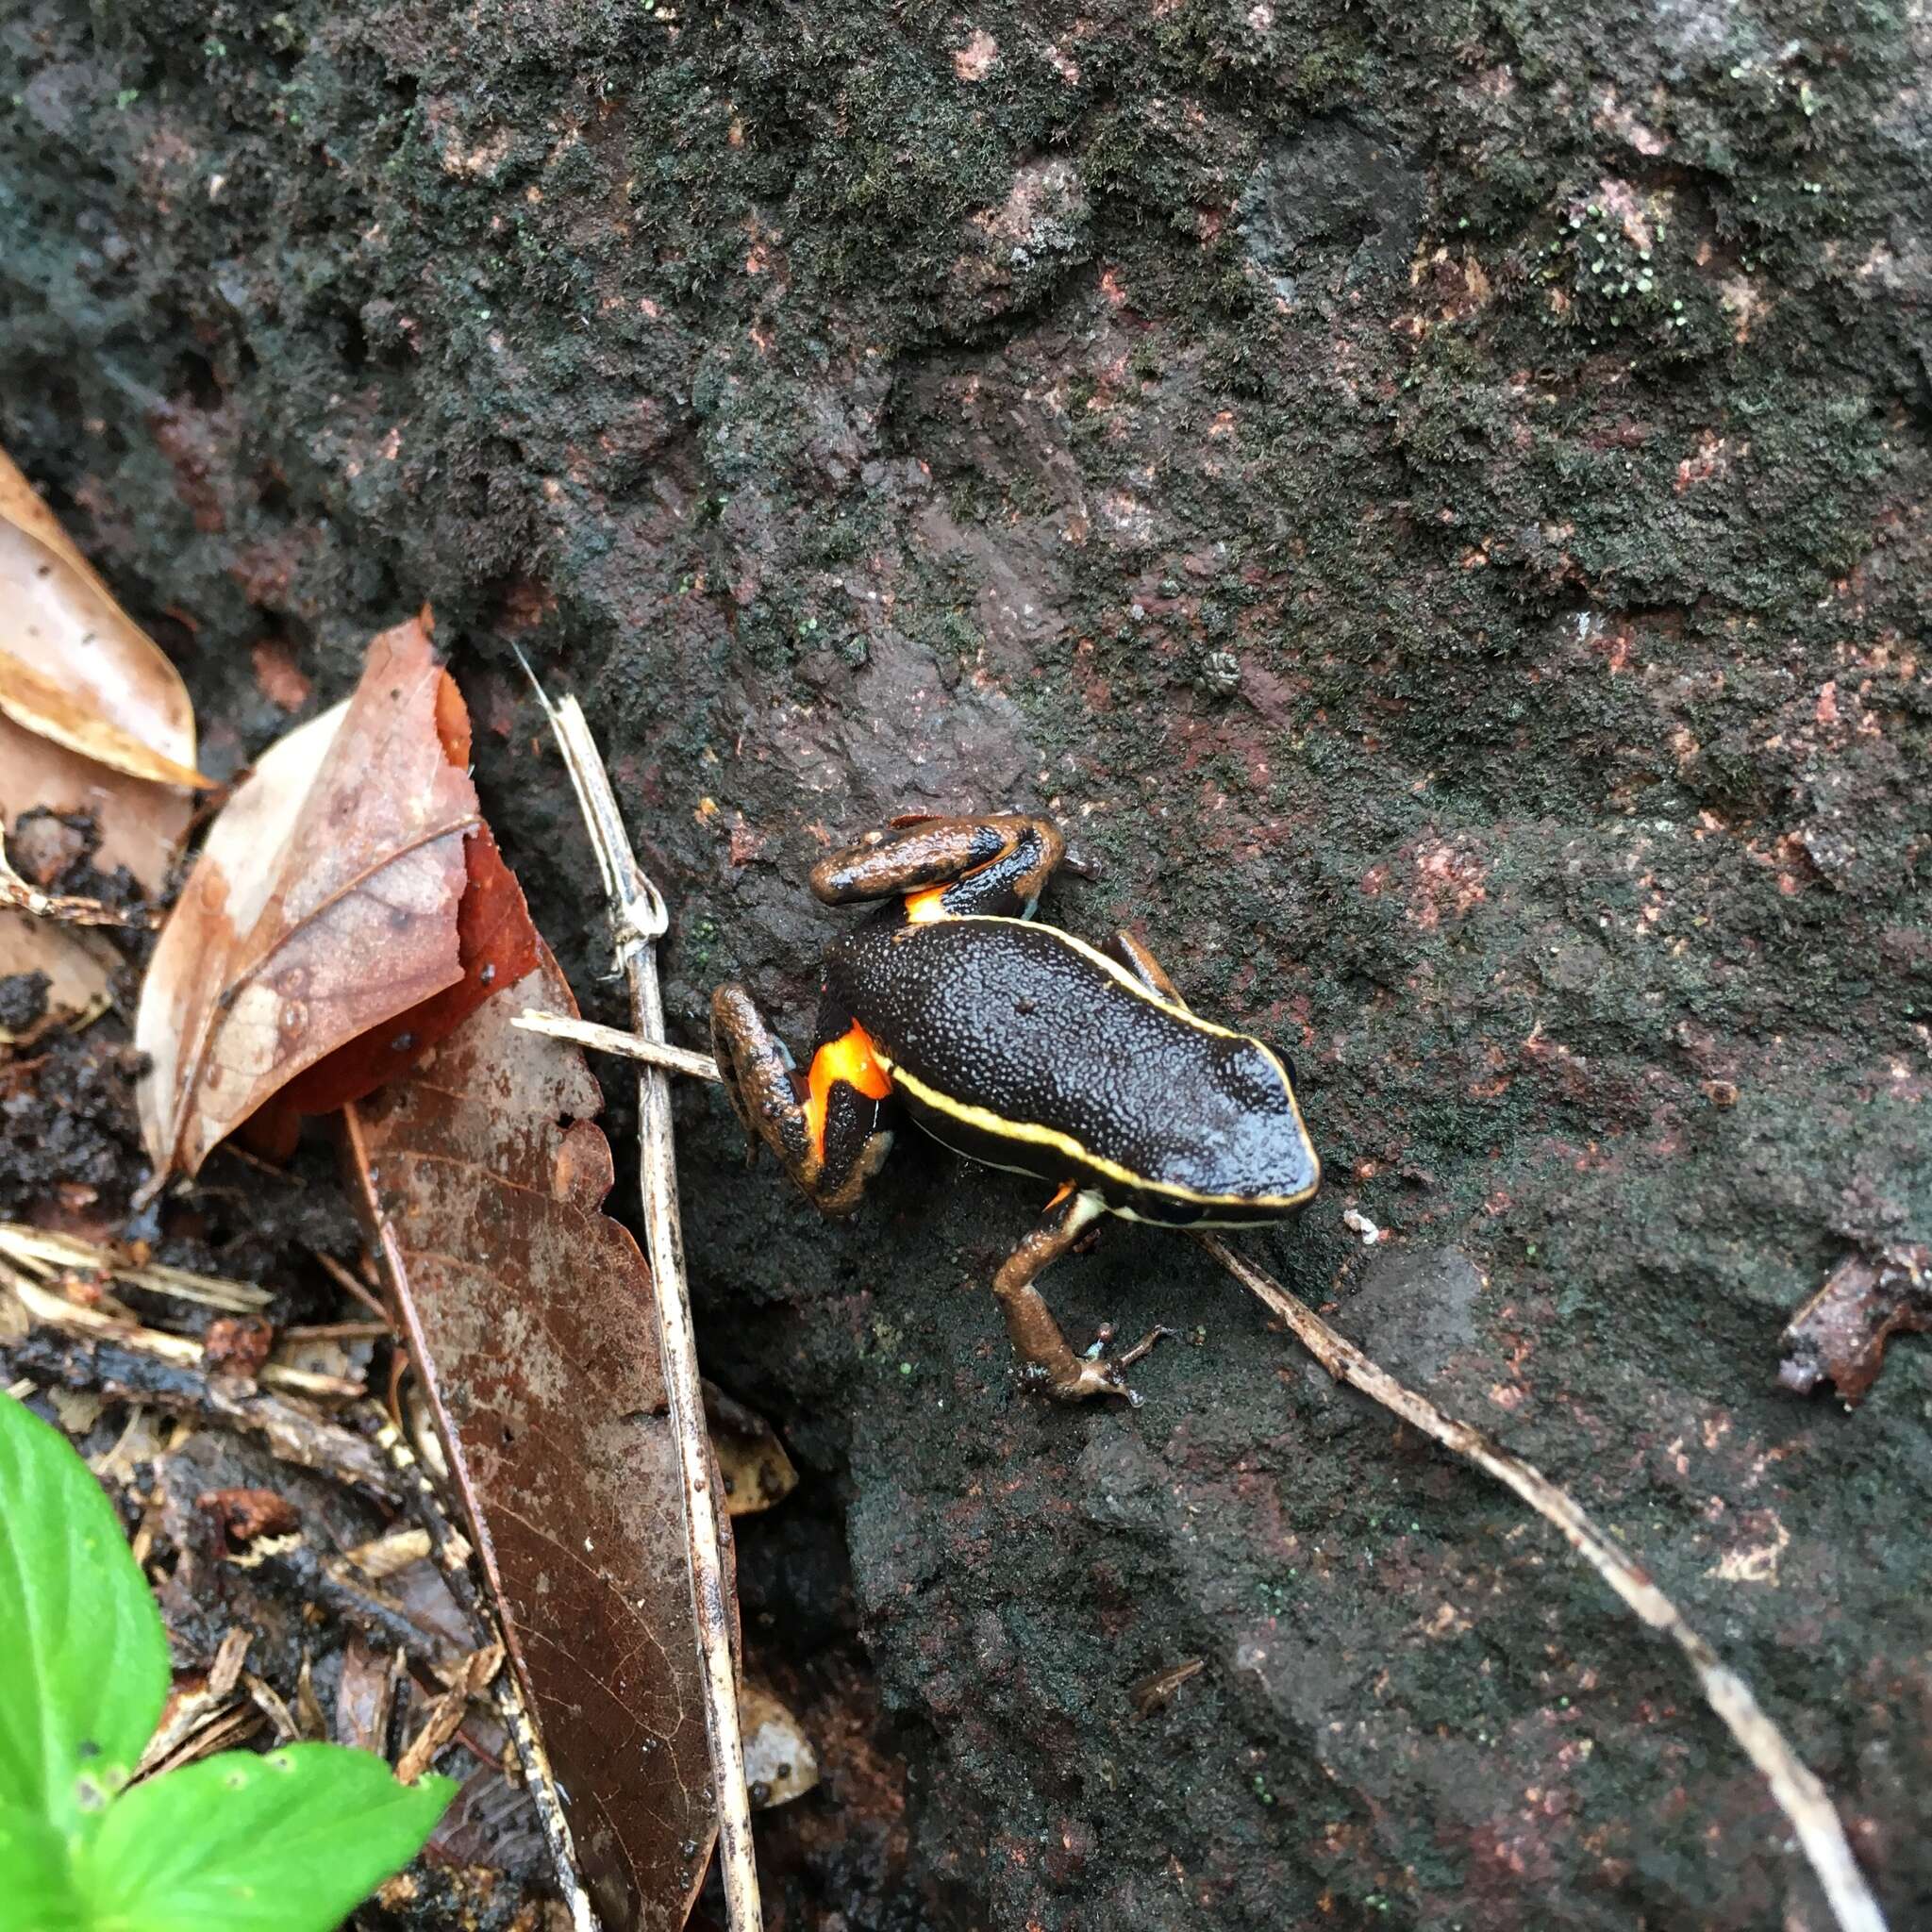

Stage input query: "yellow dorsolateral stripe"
[{"left": 874, "top": 1051, "right": 1321, "bottom": 1210}]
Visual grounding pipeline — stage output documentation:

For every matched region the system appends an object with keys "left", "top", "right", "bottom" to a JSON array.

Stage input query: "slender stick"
[
  {"left": 1197, "top": 1234, "right": 1886, "bottom": 1932},
  {"left": 5, "top": 1301, "right": 399, "bottom": 1501},
  {"left": 519, "top": 665, "right": 763, "bottom": 1932},
  {"left": 513, "top": 1008, "right": 722, "bottom": 1084},
  {"left": 0, "top": 1220, "right": 273, "bottom": 1312}
]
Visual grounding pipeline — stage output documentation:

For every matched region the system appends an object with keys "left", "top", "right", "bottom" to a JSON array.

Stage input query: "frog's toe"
[
  {"left": 1040, "top": 1357, "right": 1142, "bottom": 1405},
  {"left": 1110, "top": 1324, "right": 1175, "bottom": 1372}
]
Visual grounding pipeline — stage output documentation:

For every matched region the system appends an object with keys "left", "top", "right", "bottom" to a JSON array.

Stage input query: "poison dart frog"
[{"left": 710, "top": 813, "right": 1320, "bottom": 1403}]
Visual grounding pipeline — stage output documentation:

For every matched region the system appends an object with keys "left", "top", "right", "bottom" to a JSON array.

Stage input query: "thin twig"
[
  {"left": 312, "top": 1247, "right": 394, "bottom": 1324},
  {"left": 0, "top": 1222, "right": 273, "bottom": 1312},
  {"left": 513, "top": 1008, "right": 723, "bottom": 1083},
  {"left": 357, "top": 1403, "right": 596, "bottom": 1932},
  {"left": 0, "top": 835, "right": 159, "bottom": 928},
  {"left": 1198, "top": 1234, "right": 1886, "bottom": 1932},
  {"left": 519, "top": 660, "right": 762, "bottom": 1932}
]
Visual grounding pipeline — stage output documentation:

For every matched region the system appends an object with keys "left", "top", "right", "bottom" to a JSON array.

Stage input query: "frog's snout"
[{"left": 1208, "top": 1038, "right": 1320, "bottom": 1207}]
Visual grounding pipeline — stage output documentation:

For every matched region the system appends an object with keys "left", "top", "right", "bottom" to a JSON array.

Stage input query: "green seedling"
[{"left": 0, "top": 1393, "right": 455, "bottom": 1932}]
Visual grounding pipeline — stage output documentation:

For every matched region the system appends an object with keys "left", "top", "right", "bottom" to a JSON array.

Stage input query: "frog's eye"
[{"left": 1217, "top": 1040, "right": 1291, "bottom": 1110}]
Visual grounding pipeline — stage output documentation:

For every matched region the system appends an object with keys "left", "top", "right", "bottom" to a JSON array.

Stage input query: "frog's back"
[{"left": 826, "top": 915, "right": 1316, "bottom": 1222}]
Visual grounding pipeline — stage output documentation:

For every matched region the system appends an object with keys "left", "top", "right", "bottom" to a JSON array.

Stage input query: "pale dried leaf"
[
  {"left": 0, "top": 445, "right": 205, "bottom": 788},
  {"left": 738, "top": 1680, "right": 819, "bottom": 1810},
  {"left": 0, "top": 909, "right": 115, "bottom": 1041},
  {"left": 345, "top": 1527, "right": 434, "bottom": 1580},
  {"left": 296, "top": 1655, "right": 328, "bottom": 1740},
  {"left": 47, "top": 1388, "right": 105, "bottom": 1437},
  {"left": 244, "top": 1670, "right": 301, "bottom": 1742},
  {"left": 134, "top": 1683, "right": 260, "bottom": 1781},
  {"left": 710, "top": 1398, "right": 798, "bottom": 1519},
  {"left": 208, "top": 1627, "right": 252, "bottom": 1697},
  {"left": 0, "top": 714, "right": 194, "bottom": 894}
]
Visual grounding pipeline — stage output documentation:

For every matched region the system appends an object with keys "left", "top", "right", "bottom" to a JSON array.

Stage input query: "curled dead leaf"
[
  {"left": 135, "top": 612, "right": 538, "bottom": 1181},
  {"left": 344, "top": 947, "right": 724, "bottom": 1930},
  {"left": 0, "top": 445, "right": 206, "bottom": 789}
]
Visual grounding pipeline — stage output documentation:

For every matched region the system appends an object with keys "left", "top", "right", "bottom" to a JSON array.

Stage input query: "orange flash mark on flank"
[
  {"left": 903, "top": 885, "right": 952, "bottom": 924},
  {"left": 1045, "top": 1181, "right": 1075, "bottom": 1210},
  {"left": 804, "top": 1022, "right": 894, "bottom": 1160}
]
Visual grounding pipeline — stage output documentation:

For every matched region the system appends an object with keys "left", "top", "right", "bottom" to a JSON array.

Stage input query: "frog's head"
[{"left": 1192, "top": 1034, "right": 1321, "bottom": 1212}]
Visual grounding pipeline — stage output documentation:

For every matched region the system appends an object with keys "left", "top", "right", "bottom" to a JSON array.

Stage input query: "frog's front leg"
[
  {"left": 709, "top": 986, "right": 895, "bottom": 1216},
  {"left": 992, "top": 1185, "right": 1170, "bottom": 1405}
]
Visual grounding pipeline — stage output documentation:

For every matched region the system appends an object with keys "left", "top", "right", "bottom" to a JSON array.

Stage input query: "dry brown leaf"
[
  {"left": 0, "top": 445, "right": 206, "bottom": 790},
  {"left": 136, "top": 612, "right": 538, "bottom": 1181},
  {"left": 738, "top": 1680, "right": 820, "bottom": 1810},
  {"left": 345, "top": 946, "right": 724, "bottom": 1932},
  {"left": 335, "top": 1637, "right": 404, "bottom": 1755}
]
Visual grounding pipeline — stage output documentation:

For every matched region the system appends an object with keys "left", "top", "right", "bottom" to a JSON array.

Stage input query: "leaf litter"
[
  {"left": 5, "top": 594, "right": 824, "bottom": 1932},
  {"left": 0, "top": 441, "right": 205, "bottom": 1034},
  {"left": 1780, "top": 1242, "right": 1932, "bottom": 1407},
  {"left": 0, "top": 444, "right": 207, "bottom": 792},
  {"left": 345, "top": 944, "right": 724, "bottom": 1932},
  {"left": 136, "top": 610, "right": 537, "bottom": 1184},
  {"left": 0, "top": 529, "right": 749, "bottom": 1922}
]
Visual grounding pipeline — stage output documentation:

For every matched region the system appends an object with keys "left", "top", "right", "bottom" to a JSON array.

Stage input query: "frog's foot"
[
  {"left": 710, "top": 984, "right": 808, "bottom": 1163},
  {"left": 1103, "top": 931, "right": 1191, "bottom": 1012},
  {"left": 994, "top": 1188, "right": 1171, "bottom": 1406},
  {"left": 1090, "top": 1322, "right": 1174, "bottom": 1374},
  {"left": 1032, "top": 1357, "right": 1139, "bottom": 1405},
  {"left": 1039, "top": 1323, "right": 1174, "bottom": 1406}
]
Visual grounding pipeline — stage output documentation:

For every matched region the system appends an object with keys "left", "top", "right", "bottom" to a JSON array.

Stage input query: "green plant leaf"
[
  {"left": 0, "top": 1802, "right": 86, "bottom": 1932},
  {"left": 75, "top": 1744, "right": 457, "bottom": 1932},
  {"left": 0, "top": 1395, "right": 168, "bottom": 1835}
]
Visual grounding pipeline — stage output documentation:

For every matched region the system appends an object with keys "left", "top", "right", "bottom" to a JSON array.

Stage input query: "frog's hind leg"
[
  {"left": 993, "top": 1185, "right": 1172, "bottom": 1404},
  {"left": 1105, "top": 931, "right": 1191, "bottom": 1010},
  {"left": 709, "top": 987, "right": 895, "bottom": 1216},
  {"left": 809, "top": 813, "right": 1065, "bottom": 919}
]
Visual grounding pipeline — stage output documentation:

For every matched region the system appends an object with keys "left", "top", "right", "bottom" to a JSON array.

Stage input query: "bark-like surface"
[{"left": 4, "top": 1, "right": 1929, "bottom": 1926}]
